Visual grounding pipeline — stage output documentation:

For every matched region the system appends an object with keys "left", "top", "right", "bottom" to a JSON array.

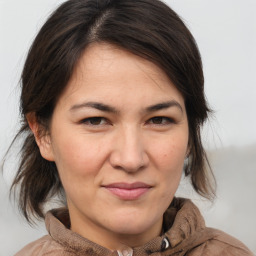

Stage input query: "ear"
[{"left": 26, "top": 112, "right": 55, "bottom": 162}]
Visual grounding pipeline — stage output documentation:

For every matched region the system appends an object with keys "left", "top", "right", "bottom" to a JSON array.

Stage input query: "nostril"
[
  {"left": 112, "top": 161, "right": 146, "bottom": 173},
  {"left": 109, "top": 152, "right": 148, "bottom": 173}
]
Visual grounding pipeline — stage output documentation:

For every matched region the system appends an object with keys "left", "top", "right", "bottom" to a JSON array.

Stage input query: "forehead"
[
  {"left": 57, "top": 42, "right": 185, "bottom": 108},
  {"left": 74, "top": 43, "right": 169, "bottom": 83}
]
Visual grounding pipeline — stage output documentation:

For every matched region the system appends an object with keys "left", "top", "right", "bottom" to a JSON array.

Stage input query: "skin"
[{"left": 32, "top": 43, "right": 189, "bottom": 250}]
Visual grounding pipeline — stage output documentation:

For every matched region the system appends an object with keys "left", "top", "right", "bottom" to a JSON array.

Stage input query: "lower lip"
[{"left": 104, "top": 187, "right": 150, "bottom": 200}]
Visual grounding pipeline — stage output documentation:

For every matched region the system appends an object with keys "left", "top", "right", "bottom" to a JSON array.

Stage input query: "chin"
[
  {"left": 111, "top": 223, "right": 150, "bottom": 236},
  {"left": 106, "top": 213, "right": 160, "bottom": 236}
]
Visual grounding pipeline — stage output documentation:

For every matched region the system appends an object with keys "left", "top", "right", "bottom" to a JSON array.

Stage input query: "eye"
[
  {"left": 80, "top": 117, "right": 109, "bottom": 126},
  {"left": 147, "top": 116, "right": 175, "bottom": 125}
]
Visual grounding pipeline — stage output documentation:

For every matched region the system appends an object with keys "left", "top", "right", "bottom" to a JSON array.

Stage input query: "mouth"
[{"left": 102, "top": 182, "right": 153, "bottom": 200}]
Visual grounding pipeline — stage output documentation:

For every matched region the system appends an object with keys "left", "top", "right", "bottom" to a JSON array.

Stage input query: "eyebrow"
[
  {"left": 145, "top": 100, "right": 183, "bottom": 113},
  {"left": 69, "top": 100, "right": 183, "bottom": 114},
  {"left": 70, "top": 102, "right": 118, "bottom": 113}
]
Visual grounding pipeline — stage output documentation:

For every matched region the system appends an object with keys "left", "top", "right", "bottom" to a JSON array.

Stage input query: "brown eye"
[
  {"left": 151, "top": 117, "right": 164, "bottom": 124},
  {"left": 81, "top": 117, "right": 108, "bottom": 126},
  {"left": 89, "top": 117, "right": 102, "bottom": 125},
  {"left": 148, "top": 117, "right": 174, "bottom": 125}
]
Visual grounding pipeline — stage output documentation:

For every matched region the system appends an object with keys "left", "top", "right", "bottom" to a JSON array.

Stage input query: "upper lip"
[{"left": 102, "top": 182, "right": 152, "bottom": 189}]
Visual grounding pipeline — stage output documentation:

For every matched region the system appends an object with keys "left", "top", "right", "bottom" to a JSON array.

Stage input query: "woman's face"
[{"left": 39, "top": 43, "right": 189, "bottom": 249}]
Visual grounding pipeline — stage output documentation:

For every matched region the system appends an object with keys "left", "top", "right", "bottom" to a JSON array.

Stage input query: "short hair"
[{"left": 9, "top": 0, "right": 215, "bottom": 222}]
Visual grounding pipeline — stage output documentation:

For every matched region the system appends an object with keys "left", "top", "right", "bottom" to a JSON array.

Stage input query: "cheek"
[
  {"left": 51, "top": 136, "right": 106, "bottom": 201},
  {"left": 51, "top": 132, "right": 107, "bottom": 178},
  {"left": 149, "top": 133, "right": 188, "bottom": 196},
  {"left": 152, "top": 135, "right": 188, "bottom": 169}
]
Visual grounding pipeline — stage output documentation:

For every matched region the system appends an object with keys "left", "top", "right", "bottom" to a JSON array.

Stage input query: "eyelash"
[{"left": 80, "top": 116, "right": 175, "bottom": 127}]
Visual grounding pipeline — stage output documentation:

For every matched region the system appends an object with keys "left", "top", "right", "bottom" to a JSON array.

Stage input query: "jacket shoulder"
[
  {"left": 14, "top": 235, "right": 66, "bottom": 256},
  {"left": 188, "top": 228, "right": 254, "bottom": 256}
]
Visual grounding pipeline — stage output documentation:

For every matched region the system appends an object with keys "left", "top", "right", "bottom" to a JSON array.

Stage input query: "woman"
[{"left": 10, "top": 0, "right": 253, "bottom": 255}]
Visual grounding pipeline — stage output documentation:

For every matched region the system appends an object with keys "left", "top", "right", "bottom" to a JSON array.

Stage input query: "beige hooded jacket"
[{"left": 15, "top": 198, "right": 253, "bottom": 256}]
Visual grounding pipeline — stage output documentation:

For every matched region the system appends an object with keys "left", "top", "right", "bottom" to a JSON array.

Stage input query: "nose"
[{"left": 109, "top": 125, "right": 149, "bottom": 173}]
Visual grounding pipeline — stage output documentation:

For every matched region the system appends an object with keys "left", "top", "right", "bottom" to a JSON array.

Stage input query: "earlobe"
[{"left": 26, "top": 112, "right": 55, "bottom": 162}]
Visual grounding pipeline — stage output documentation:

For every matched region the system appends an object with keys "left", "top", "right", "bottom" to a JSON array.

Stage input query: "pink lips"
[{"left": 102, "top": 182, "right": 152, "bottom": 200}]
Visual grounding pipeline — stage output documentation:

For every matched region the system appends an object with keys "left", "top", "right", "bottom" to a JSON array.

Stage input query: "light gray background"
[{"left": 0, "top": 0, "right": 255, "bottom": 255}]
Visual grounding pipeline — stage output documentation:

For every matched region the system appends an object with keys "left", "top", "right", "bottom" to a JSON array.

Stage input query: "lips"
[{"left": 102, "top": 182, "right": 152, "bottom": 200}]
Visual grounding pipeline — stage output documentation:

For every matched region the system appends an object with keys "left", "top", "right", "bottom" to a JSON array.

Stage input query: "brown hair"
[{"left": 9, "top": 0, "right": 215, "bottom": 222}]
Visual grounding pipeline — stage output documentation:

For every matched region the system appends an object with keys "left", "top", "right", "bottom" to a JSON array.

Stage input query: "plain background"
[{"left": 0, "top": 0, "right": 255, "bottom": 255}]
